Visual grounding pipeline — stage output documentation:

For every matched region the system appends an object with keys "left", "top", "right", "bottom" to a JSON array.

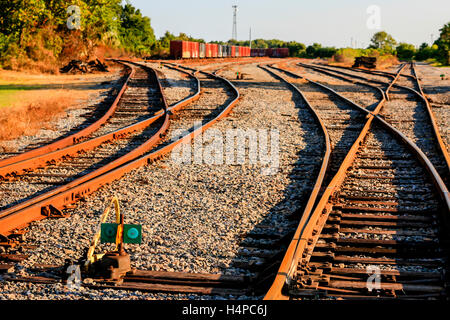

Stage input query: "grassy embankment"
[{"left": 0, "top": 70, "right": 98, "bottom": 147}]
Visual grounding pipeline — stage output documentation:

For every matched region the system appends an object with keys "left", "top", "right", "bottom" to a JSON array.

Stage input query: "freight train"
[
  {"left": 250, "top": 47, "right": 289, "bottom": 58},
  {"left": 170, "top": 40, "right": 289, "bottom": 59}
]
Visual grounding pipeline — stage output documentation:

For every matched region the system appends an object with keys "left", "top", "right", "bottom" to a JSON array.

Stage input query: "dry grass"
[{"left": 0, "top": 89, "right": 88, "bottom": 146}]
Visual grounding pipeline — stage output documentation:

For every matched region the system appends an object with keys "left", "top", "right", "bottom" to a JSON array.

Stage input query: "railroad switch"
[{"left": 83, "top": 196, "right": 142, "bottom": 282}]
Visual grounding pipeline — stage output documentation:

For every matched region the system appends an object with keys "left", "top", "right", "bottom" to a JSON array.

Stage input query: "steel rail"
[
  {"left": 297, "top": 62, "right": 402, "bottom": 99},
  {"left": 262, "top": 63, "right": 388, "bottom": 299},
  {"left": 313, "top": 62, "right": 416, "bottom": 80},
  {"left": 410, "top": 62, "right": 450, "bottom": 174},
  {"left": 290, "top": 64, "right": 450, "bottom": 207},
  {"left": 257, "top": 64, "right": 332, "bottom": 299},
  {"left": 0, "top": 62, "right": 134, "bottom": 169},
  {"left": 263, "top": 64, "right": 449, "bottom": 299},
  {"left": 0, "top": 62, "right": 239, "bottom": 238},
  {"left": 0, "top": 64, "right": 200, "bottom": 180},
  {"left": 298, "top": 61, "right": 450, "bottom": 184},
  {"left": 0, "top": 62, "right": 173, "bottom": 237}
]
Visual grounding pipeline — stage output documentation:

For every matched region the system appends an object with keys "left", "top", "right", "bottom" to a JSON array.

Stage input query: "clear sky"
[{"left": 127, "top": 0, "right": 449, "bottom": 48}]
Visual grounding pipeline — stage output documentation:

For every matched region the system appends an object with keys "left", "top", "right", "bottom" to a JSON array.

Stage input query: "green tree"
[
  {"left": 414, "top": 43, "right": 438, "bottom": 61},
  {"left": 435, "top": 22, "right": 450, "bottom": 65},
  {"left": 396, "top": 43, "right": 416, "bottom": 60},
  {"left": 287, "top": 41, "right": 306, "bottom": 57},
  {"left": 369, "top": 31, "right": 397, "bottom": 52},
  {"left": 306, "top": 43, "right": 321, "bottom": 57},
  {"left": 118, "top": 4, "right": 156, "bottom": 55}
]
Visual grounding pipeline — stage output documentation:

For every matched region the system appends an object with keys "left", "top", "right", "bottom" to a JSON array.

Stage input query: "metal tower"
[{"left": 232, "top": 5, "right": 238, "bottom": 40}]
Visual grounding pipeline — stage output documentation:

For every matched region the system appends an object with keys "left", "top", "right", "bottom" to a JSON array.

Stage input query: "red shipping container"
[
  {"left": 170, "top": 40, "right": 191, "bottom": 59},
  {"left": 211, "top": 44, "right": 218, "bottom": 58},
  {"left": 280, "top": 48, "right": 289, "bottom": 57},
  {"left": 191, "top": 42, "right": 199, "bottom": 58},
  {"left": 231, "top": 46, "right": 236, "bottom": 57}
]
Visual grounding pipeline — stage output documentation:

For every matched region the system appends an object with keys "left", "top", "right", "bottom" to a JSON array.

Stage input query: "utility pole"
[
  {"left": 249, "top": 27, "right": 252, "bottom": 49},
  {"left": 232, "top": 5, "right": 238, "bottom": 41}
]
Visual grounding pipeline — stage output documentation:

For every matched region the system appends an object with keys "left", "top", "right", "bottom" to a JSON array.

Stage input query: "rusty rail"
[
  {"left": 0, "top": 63, "right": 201, "bottom": 181},
  {"left": 0, "top": 62, "right": 239, "bottom": 238},
  {"left": 313, "top": 62, "right": 416, "bottom": 80},
  {"left": 263, "top": 64, "right": 449, "bottom": 299},
  {"left": 262, "top": 63, "right": 387, "bottom": 299},
  {"left": 299, "top": 61, "right": 450, "bottom": 185},
  {"left": 0, "top": 63, "right": 171, "bottom": 237},
  {"left": 257, "top": 64, "right": 332, "bottom": 299},
  {"left": 0, "top": 62, "right": 134, "bottom": 169},
  {"left": 410, "top": 62, "right": 450, "bottom": 174}
]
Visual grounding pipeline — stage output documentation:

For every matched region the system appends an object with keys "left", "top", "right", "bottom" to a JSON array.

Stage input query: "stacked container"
[
  {"left": 170, "top": 40, "right": 190, "bottom": 59},
  {"left": 199, "top": 43, "right": 206, "bottom": 58},
  {"left": 170, "top": 40, "right": 254, "bottom": 59},
  {"left": 191, "top": 42, "right": 199, "bottom": 58},
  {"left": 211, "top": 44, "right": 218, "bottom": 58}
]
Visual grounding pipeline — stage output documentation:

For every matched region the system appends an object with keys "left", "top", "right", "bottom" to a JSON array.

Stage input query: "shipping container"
[
  {"left": 170, "top": 40, "right": 191, "bottom": 59},
  {"left": 260, "top": 48, "right": 266, "bottom": 57},
  {"left": 272, "top": 48, "right": 289, "bottom": 58},
  {"left": 226, "top": 46, "right": 231, "bottom": 57},
  {"left": 199, "top": 43, "right": 206, "bottom": 58},
  {"left": 211, "top": 44, "right": 218, "bottom": 58},
  {"left": 170, "top": 41, "right": 250, "bottom": 59},
  {"left": 191, "top": 42, "right": 199, "bottom": 58}
]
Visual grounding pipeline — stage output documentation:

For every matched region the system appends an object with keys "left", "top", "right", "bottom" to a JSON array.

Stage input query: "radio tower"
[{"left": 232, "top": 5, "right": 238, "bottom": 41}]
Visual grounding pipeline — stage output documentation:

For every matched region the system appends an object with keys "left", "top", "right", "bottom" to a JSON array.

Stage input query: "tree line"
[
  {"left": 0, "top": 1, "right": 448, "bottom": 72},
  {"left": 0, "top": 1, "right": 157, "bottom": 71}
]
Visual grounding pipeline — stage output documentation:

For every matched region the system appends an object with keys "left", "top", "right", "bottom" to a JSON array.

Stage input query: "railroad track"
[
  {"left": 0, "top": 63, "right": 133, "bottom": 166},
  {"left": 1, "top": 59, "right": 448, "bottom": 300},
  {"left": 263, "top": 63, "right": 449, "bottom": 300},
  {"left": 0, "top": 61, "right": 245, "bottom": 296},
  {"left": 0, "top": 61, "right": 172, "bottom": 238},
  {"left": 294, "top": 61, "right": 450, "bottom": 189}
]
